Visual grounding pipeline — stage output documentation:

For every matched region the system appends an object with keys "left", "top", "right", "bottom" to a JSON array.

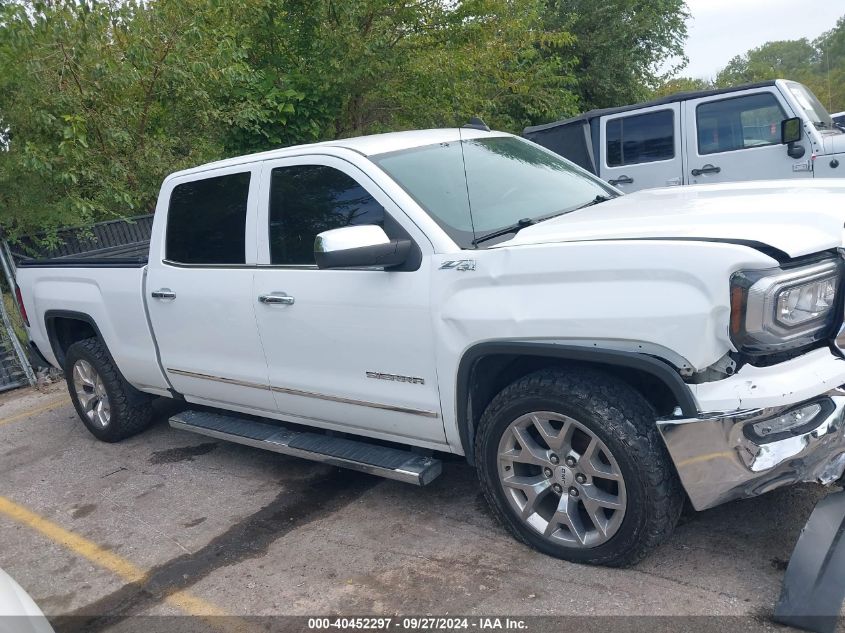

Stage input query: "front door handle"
[
  {"left": 259, "top": 293, "right": 295, "bottom": 306},
  {"left": 608, "top": 175, "right": 634, "bottom": 186},
  {"left": 691, "top": 164, "right": 721, "bottom": 176},
  {"left": 151, "top": 288, "right": 176, "bottom": 300}
]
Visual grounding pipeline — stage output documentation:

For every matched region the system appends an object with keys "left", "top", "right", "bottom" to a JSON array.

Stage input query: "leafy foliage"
[
  {"left": 658, "top": 16, "right": 845, "bottom": 115},
  {"left": 0, "top": 0, "right": 689, "bottom": 240},
  {"left": 546, "top": 0, "right": 689, "bottom": 109},
  {"left": 0, "top": 0, "right": 242, "bottom": 242},
  {"left": 715, "top": 21, "right": 845, "bottom": 113}
]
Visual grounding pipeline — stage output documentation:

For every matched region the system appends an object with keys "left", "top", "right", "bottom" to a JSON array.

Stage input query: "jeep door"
[
  {"left": 683, "top": 88, "right": 812, "bottom": 184},
  {"left": 598, "top": 103, "right": 683, "bottom": 192}
]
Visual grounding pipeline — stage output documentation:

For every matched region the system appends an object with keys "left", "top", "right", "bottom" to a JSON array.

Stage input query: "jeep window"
[
  {"left": 269, "top": 165, "right": 385, "bottom": 266},
  {"left": 696, "top": 93, "right": 786, "bottom": 155},
  {"left": 166, "top": 172, "right": 251, "bottom": 265},
  {"left": 372, "top": 136, "right": 615, "bottom": 249},
  {"left": 606, "top": 110, "right": 674, "bottom": 167}
]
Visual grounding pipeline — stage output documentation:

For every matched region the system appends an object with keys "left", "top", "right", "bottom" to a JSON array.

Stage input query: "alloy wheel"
[
  {"left": 72, "top": 359, "right": 111, "bottom": 428},
  {"left": 497, "top": 411, "right": 627, "bottom": 548}
]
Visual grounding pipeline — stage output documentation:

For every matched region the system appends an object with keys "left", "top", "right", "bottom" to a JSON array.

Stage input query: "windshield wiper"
[
  {"left": 471, "top": 195, "right": 614, "bottom": 247},
  {"left": 529, "top": 195, "right": 615, "bottom": 225},
  {"left": 571, "top": 194, "right": 613, "bottom": 211},
  {"left": 472, "top": 217, "right": 535, "bottom": 246}
]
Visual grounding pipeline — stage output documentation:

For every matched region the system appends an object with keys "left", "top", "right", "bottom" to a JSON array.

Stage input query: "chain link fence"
[{"left": 0, "top": 320, "right": 29, "bottom": 393}]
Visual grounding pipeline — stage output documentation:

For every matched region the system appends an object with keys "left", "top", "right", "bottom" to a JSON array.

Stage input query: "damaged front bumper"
[{"left": 657, "top": 349, "right": 845, "bottom": 510}]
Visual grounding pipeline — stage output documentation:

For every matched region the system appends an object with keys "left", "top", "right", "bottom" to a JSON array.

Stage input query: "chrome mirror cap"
[{"left": 314, "top": 225, "right": 389, "bottom": 254}]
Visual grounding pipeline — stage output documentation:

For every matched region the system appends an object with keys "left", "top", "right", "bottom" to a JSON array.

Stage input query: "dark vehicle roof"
[{"left": 524, "top": 81, "right": 778, "bottom": 134}]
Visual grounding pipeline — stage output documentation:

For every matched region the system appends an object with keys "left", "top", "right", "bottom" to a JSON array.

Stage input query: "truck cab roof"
[{"left": 166, "top": 128, "right": 508, "bottom": 182}]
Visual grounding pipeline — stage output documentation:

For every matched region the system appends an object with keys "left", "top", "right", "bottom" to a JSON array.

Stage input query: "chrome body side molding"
[{"left": 167, "top": 368, "right": 439, "bottom": 418}]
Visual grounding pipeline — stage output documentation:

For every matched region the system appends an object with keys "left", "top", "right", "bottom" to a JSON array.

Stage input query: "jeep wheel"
[
  {"left": 65, "top": 337, "right": 155, "bottom": 442},
  {"left": 475, "top": 368, "right": 683, "bottom": 567}
]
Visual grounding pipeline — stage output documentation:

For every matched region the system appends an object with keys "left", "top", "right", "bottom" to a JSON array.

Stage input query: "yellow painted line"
[
  {"left": 0, "top": 397, "right": 69, "bottom": 428},
  {"left": 0, "top": 495, "right": 145, "bottom": 582},
  {"left": 0, "top": 496, "right": 257, "bottom": 632}
]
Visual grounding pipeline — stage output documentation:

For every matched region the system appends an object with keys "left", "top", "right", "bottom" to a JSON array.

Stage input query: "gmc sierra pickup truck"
[{"left": 15, "top": 128, "right": 845, "bottom": 567}]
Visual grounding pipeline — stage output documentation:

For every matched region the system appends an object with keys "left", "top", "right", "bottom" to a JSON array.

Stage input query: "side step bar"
[{"left": 169, "top": 410, "right": 442, "bottom": 486}]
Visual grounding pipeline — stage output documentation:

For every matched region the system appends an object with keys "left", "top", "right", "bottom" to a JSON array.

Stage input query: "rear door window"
[
  {"left": 166, "top": 172, "right": 251, "bottom": 264},
  {"left": 606, "top": 110, "right": 675, "bottom": 166}
]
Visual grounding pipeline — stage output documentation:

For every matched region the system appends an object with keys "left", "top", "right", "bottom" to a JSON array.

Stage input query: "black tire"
[
  {"left": 64, "top": 337, "right": 155, "bottom": 442},
  {"left": 475, "top": 367, "right": 684, "bottom": 567}
]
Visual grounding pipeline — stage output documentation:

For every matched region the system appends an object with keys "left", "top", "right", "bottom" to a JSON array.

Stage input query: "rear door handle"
[
  {"left": 691, "top": 164, "right": 721, "bottom": 176},
  {"left": 259, "top": 293, "right": 295, "bottom": 306},
  {"left": 151, "top": 288, "right": 176, "bottom": 300},
  {"left": 608, "top": 175, "right": 634, "bottom": 186}
]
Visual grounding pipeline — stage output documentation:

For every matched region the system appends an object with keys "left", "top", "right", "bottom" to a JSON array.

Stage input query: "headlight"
[
  {"left": 730, "top": 258, "right": 841, "bottom": 356},
  {"left": 776, "top": 277, "right": 837, "bottom": 327}
]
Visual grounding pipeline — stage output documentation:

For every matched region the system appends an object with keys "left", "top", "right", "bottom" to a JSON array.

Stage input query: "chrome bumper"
[{"left": 657, "top": 388, "right": 845, "bottom": 510}]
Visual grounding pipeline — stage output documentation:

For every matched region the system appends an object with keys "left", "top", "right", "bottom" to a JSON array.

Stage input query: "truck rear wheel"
[
  {"left": 475, "top": 367, "right": 683, "bottom": 567},
  {"left": 65, "top": 337, "right": 155, "bottom": 442}
]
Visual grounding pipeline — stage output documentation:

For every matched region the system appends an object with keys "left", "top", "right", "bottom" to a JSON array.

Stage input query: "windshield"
[
  {"left": 372, "top": 135, "right": 617, "bottom": 248},
  {"left": 785, "top": 81, "right": 836, "bottom": 131}
]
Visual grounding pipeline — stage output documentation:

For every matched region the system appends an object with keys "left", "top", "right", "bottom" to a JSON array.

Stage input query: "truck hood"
[
  {"left": 501, "top": 180, "right": 845, "bottom": 259},
  {"left": 822, "top": 131, "right": 845, "bottom": 155}
]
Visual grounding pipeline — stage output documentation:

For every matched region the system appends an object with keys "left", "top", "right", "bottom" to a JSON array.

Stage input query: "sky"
[{"left": 679, "top": 0, "right": 844, "bottom": 79}]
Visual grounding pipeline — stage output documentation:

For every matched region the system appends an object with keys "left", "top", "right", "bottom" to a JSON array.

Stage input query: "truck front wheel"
[
  {"left": 475, "top": 367, "right": 683, "bottom": 567},
  {"left": 65, "top": 337, "right": 155, "bottom": 442}
]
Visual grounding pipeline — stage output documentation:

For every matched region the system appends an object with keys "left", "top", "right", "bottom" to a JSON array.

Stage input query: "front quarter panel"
[{"left": 433, "top": 239, "right": 778, "bottom": 453}]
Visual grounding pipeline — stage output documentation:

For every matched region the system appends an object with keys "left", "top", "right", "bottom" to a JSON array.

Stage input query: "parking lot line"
[
  {"left": 0, "top": 397, "right": 69, "bottom": 428},
  {"left": 0, "top": 495, "right": 257, "bottom": 632}
]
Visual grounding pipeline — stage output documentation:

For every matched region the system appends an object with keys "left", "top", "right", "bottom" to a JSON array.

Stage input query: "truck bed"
[
  {"left": 15, "top": 252, "right": 171, "bottom": 396},
  {"left": 15, "top": 241, "right": 149, "bottom": 268}
]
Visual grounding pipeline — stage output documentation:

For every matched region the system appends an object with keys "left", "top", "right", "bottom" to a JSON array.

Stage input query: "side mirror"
[
  {"left": 314, "top": 225, "right": 411, "bottom": 270},
  {"left": 781, "top": 117, "right": 802, "bottom": 144},
  {"left": 781, "top": 117, "right": 805, "bottom": 159}
]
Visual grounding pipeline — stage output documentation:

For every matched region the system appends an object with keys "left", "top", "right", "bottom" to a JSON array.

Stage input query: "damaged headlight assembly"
[{"left": 730, "top": 258, "right": 841, "bottom": 356}]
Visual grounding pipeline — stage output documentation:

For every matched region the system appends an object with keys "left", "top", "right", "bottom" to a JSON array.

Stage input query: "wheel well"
[
  {"left": 458, "top": 344, "right": 695, "bottom": 464},
  {"left": 46, "top": 314, "right": 98, "bottom": 368}
]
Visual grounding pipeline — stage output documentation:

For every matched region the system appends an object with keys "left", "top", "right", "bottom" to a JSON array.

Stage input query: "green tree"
[
  {"left": 0, "top": 0, "right": 580, "bottom": 240},
  {"left": 545, "top": 0, "right": 689, "bottom": 110},
  {"left": 814, "top": 16, "right": 845, "bottom": 112},
  {"left": 707, "top": 17, "right": 845, "bottom": 114},
  {"left": 0, "top": 0, "right": 690, "bottom": 241},
  {"left": 0, "top": 0, "right": 249, "bottom": 242},
  {"left": 653, "top": 77, "right": 712, "bottom": 98},
  {"left": 209, "top": 0, "right": 578, "bottom": 152},
  {"left": 715, "top": 39, "right": 818, "bottom": 87}
]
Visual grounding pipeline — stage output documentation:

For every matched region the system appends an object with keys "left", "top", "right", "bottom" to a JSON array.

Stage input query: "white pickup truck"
[
  {"left": 526, "top": 79, "right": 845, "bottom": 192},
  {"left": 15, "top": 128, "right": 845, "bottom": 567}
]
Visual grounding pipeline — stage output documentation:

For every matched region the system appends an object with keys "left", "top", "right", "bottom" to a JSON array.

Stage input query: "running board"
[{"left": 169, "top": 410, "right": 442, "bottom": 486}]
